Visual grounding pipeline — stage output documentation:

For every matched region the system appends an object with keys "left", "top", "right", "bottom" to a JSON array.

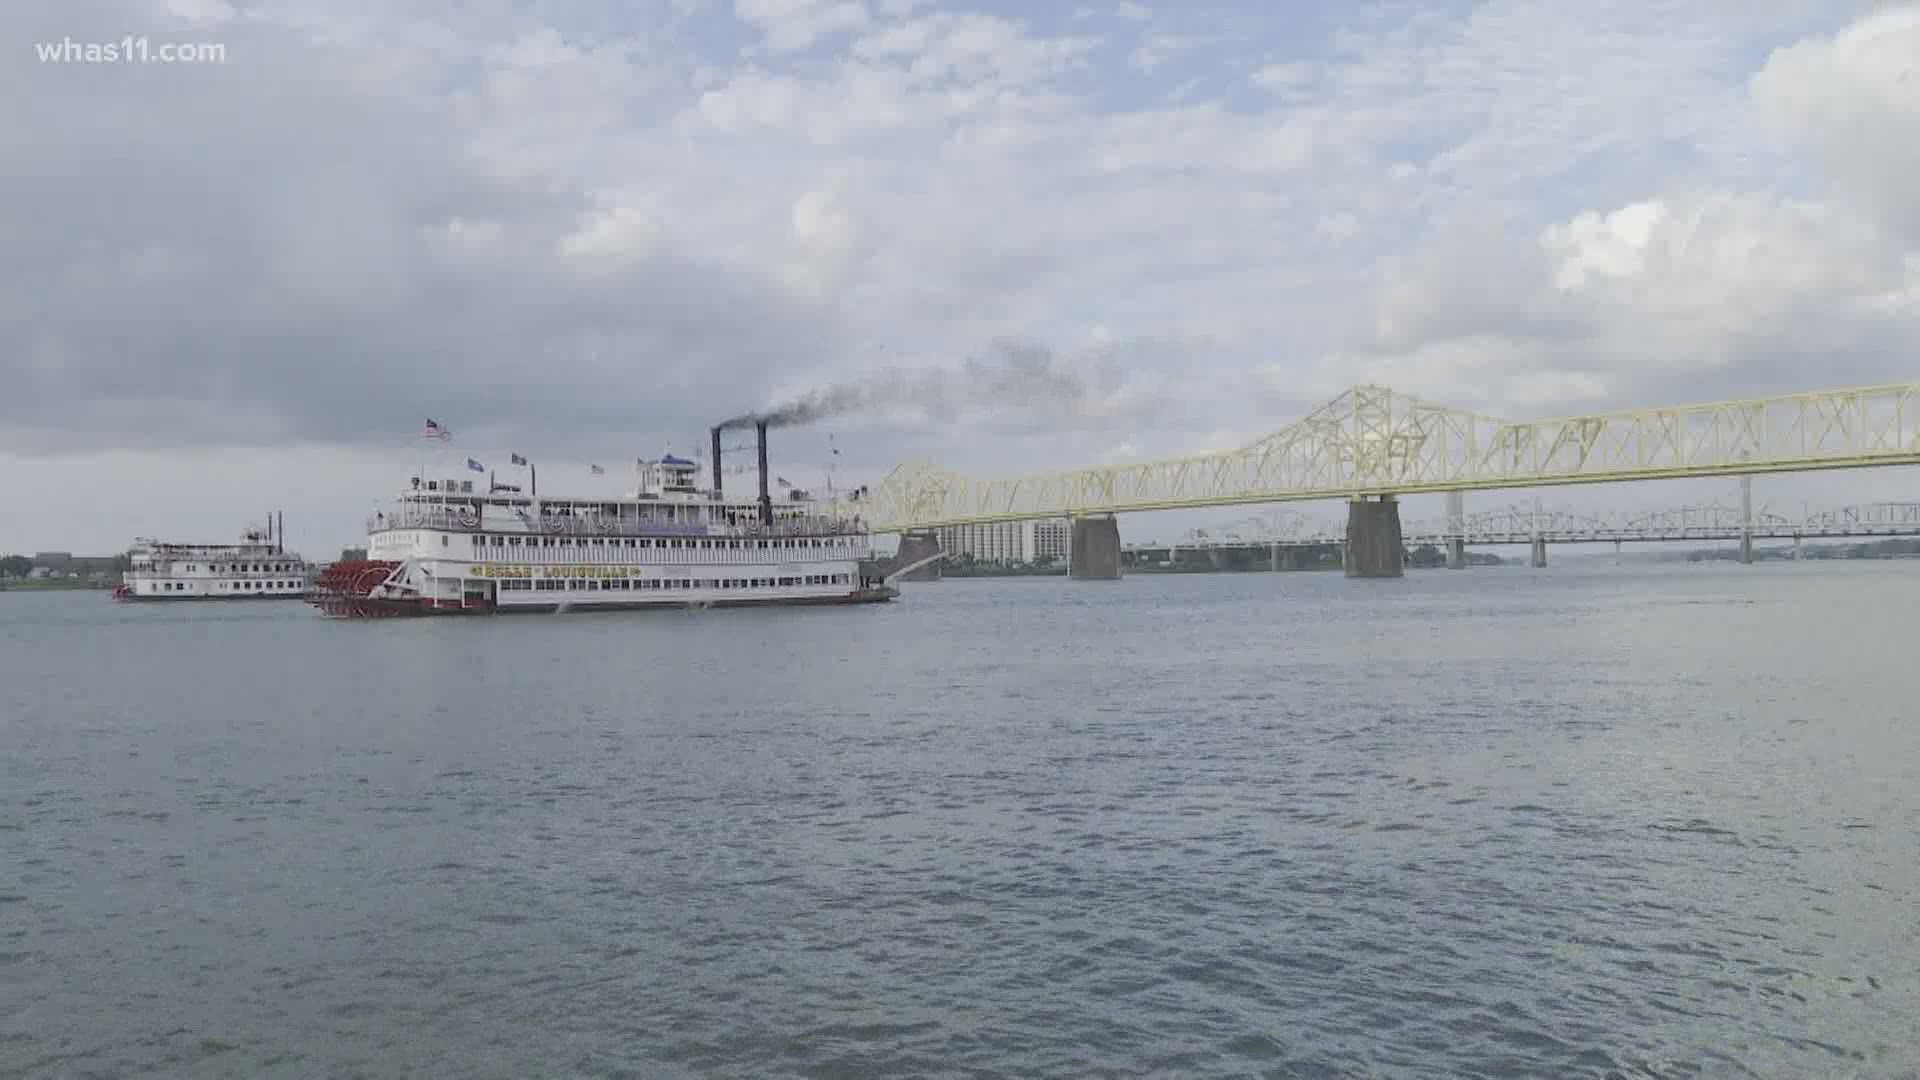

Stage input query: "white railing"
[{"left": 367, "top": 507, "right": 868, "bottom": 539}]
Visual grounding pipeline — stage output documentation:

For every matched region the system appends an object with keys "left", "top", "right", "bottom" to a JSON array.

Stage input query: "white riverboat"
[
  {"left": 310, "top": 433, "right": 894, "bottom": 617},
  {"left": 113, "top": 516, "right": 309, "bottom": 601}
]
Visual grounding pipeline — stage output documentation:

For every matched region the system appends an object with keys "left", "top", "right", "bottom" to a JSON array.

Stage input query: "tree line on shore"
[{"left": 0, "top": 552, "right": 132, "bottom": 587}]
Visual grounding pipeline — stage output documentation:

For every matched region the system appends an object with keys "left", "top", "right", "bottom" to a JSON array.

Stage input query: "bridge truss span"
[
  {"left": 841, "top": 382, "right": 1920, "bottom": 532},
  {"left": 1144, "top": 500, "right": 1920, "bottom": 551},
  {"left": 1795, "top": 501, "right": 1920, "bottom": 536}
]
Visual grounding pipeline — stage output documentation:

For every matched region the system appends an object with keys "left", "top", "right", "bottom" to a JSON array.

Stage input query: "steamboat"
[
  {"left": 309, "top": 421, "right": 897, "bottom": 617},
  {"left": 113, "top": 514, "right": 310, "bottom": 601}
]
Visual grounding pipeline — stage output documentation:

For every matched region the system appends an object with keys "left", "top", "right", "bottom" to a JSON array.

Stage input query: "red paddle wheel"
[
  {"left": 307, "top": 559, "right": 412, "bottom": 617},
  {"left": 111, "top": 583, "right": 133, "bottom": 601}
]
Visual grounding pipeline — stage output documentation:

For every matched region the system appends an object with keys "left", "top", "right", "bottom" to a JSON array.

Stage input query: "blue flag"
[{"left": 467, "top": 458, "right": 484, "bottom": 472}]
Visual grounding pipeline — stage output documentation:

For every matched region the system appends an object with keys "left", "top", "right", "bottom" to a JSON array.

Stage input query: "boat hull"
[
  {"left": 310, "top": 586, "right": 899, "bottom": 618},
  {"left": 307, "top": 549, "right": 900, "bottom": 619},
  {"left": 113, "top": 591, "right": 306, "bottom": 602}
]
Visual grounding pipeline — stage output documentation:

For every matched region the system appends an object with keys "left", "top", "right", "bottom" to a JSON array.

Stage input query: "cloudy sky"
[{"left": 4, "top": 0, "right": 1917, "bottom": 555}]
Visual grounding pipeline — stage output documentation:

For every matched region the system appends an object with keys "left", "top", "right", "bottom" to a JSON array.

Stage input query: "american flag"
[
  {"left": 589, "top": 464, "right": 605, "bottom": 475},
  {"left": 423, "top": 419, "right": 451, "bottom": 441},
  {"left": 511, "top": 452, "right": 527, "bottom": 466}
]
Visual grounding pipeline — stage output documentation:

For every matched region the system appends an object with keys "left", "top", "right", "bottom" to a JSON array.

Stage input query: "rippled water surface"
[{"left": 4, "top": 562, "right": 1919, "bottom": 1078}]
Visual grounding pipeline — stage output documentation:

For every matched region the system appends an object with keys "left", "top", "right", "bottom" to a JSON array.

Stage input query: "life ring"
[{"left": 456, "top": 509, "right": 480, "bottom": 528}]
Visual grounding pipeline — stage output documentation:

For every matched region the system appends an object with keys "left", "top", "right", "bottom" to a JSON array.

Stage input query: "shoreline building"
[{"left": 933, "top": 519, "right": 1069, "bottom": 565}]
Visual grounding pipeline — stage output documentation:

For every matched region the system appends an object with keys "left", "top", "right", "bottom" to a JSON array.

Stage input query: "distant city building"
[
  {"left": 1028, "top": 519, "right": 1069, "bottom": 563},
  {"left": 32, "top": 552, "right": 120, "bottom": 576},
  {"left": 935, "top": 518, "right": 1070, "bottom": 564},
  {"left": 934, "top": 523, "right": 1017, "bottom": 564}
]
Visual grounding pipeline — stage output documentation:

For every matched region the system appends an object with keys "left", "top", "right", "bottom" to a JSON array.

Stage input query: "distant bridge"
[{"left": 1129, "top": 501, "right": 1920, "bottom": 551}]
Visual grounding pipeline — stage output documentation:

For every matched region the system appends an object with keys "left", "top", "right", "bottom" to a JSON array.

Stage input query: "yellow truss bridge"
[{"left": 835, "top": 381, "right": 1920, "bottom": 533}]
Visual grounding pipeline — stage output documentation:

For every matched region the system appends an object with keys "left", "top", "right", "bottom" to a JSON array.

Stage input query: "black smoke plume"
[{"left": 717, "top": 340, "right": 1110, "bottom": 431}]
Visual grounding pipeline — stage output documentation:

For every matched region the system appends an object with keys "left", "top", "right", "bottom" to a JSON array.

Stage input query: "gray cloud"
[
  {"left": 1752, "top": 6, "right": 1920, "bottom": 248},
  {"left": 1325, "top": 188, "right": 1917, "bottom": 417},
  {"left": 2, "top": 0, "right": 843, "bottom": 457}
]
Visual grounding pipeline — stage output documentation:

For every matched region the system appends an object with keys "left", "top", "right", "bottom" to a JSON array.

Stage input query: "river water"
[{"left": 3, "top": 562, "right": 1917, "bottom": 1078}]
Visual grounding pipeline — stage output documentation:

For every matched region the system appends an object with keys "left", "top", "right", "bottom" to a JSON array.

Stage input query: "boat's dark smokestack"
[
  {"left": 756, "top": 420, "right": 773, "bottom": 526},
  {"left": 710, "top": 426, "right": 724, "bottom": 498},
  {"left": 277, "top": 511, "right": 284, "bottom": 554}
]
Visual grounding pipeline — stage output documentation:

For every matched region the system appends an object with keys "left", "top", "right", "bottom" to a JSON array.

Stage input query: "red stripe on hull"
[{"left": 312, "top": 588, "right": 898, "bottom": 618}]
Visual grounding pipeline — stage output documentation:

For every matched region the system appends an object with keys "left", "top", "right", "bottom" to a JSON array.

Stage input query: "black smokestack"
[
  {"left": 756, "top": 420, "right": 772, "bottom": 526},
  {"left": 710, "top": 426, "right": 723, "bottom": 498}
]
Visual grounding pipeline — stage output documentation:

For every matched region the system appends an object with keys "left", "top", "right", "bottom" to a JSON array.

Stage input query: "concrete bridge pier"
[
  {"left": 1528, "top": 495, "right": 1547, "bottom": 568},
  {"left": 1344, "top": 495, "right": 1405, "bottom": 578},
  {"left": 1269, "top": 542, "right": 1280, "bottom": 571},
  {"left": 1069, "top": 514, "right": 1122, "bottom": 580},
  {"left": 892, "top": 530, "right": 944, "bottom": 581},
  {"left": 1444, "top": 490, "right": 1467, "bottom": 569},
  {"left": 1739, "top": 475, "right": 1755, "bottom": 564},
  {"left": 1793, "top": 535, "right": 1804, "bottom": 560},
  {"left": 1614, "top": 539, "right": 1623, "bottom": 565}
]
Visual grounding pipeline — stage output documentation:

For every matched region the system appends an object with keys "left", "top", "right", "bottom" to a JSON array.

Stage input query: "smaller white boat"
[{"left": 113, "top": 513, "right": 309, "bottom": 601}]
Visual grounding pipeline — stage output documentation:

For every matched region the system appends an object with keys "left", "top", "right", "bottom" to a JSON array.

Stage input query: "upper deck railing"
[{"left": 368, "top": 504, "right": 870, "bottom": 540}]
